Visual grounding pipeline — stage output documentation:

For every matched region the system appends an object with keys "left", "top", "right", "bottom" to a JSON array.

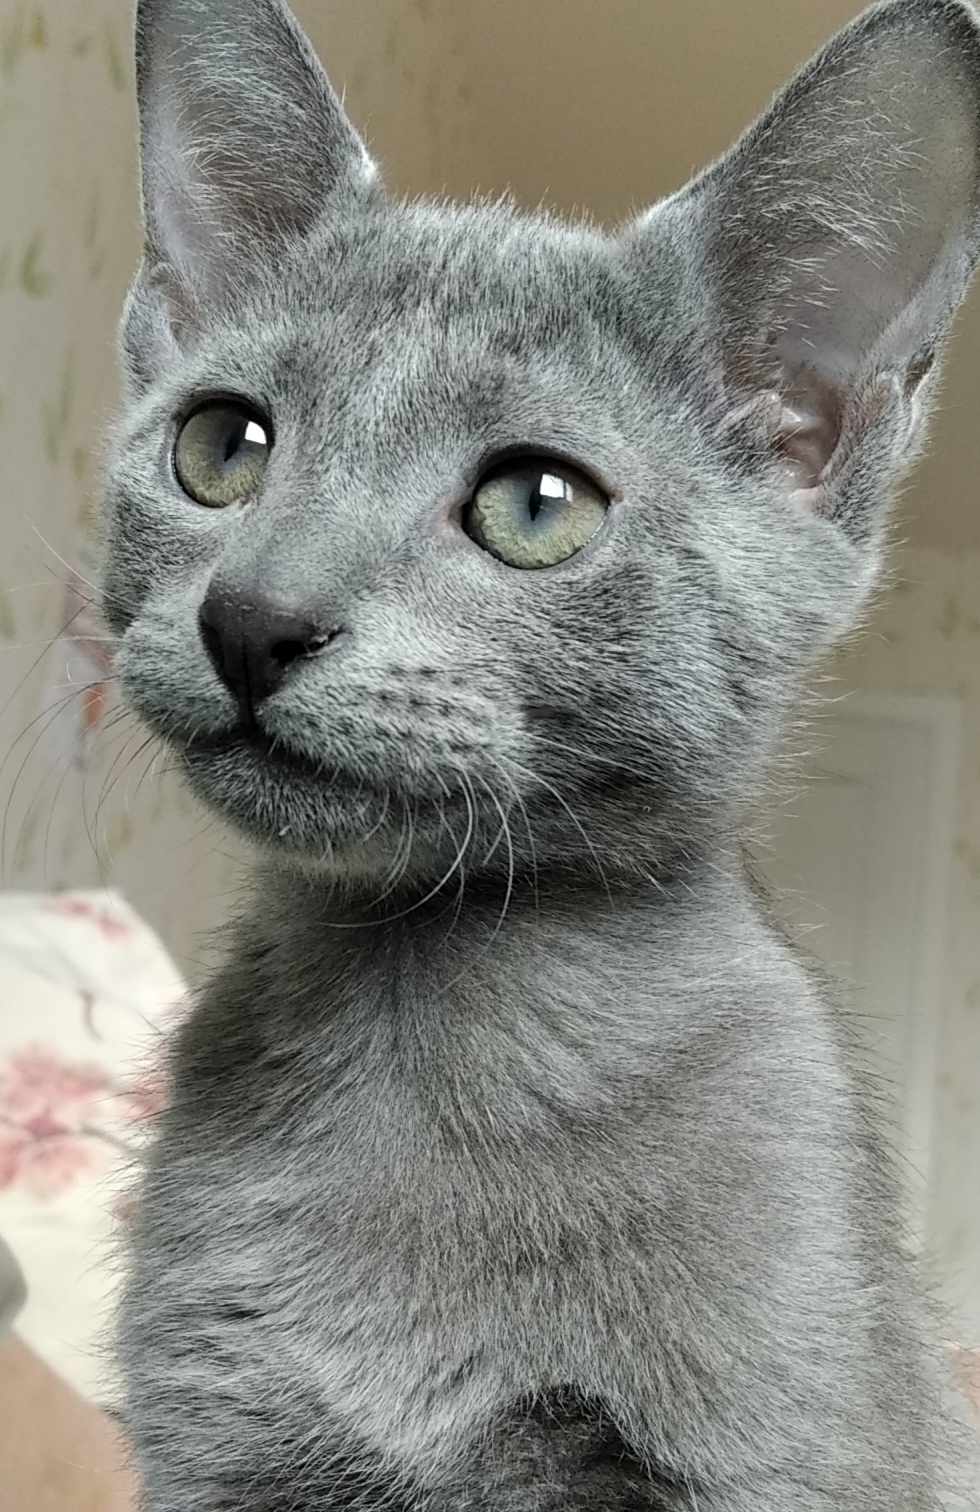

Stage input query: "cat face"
[{"left": 103, "top": 0, "right": 980, "bottom": 890}]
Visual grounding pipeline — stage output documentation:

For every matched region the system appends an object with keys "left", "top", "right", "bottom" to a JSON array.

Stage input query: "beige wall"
[
  {"left": 828, "top": 551, "right": 980, "bottom": 1338},
  {"left": 0, "top": 0, "right": 978, "bottom": 1331}
]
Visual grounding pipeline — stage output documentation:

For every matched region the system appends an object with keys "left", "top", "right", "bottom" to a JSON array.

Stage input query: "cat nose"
[{"left": 198, "top": 582, "right": 340, "bottom": 718}]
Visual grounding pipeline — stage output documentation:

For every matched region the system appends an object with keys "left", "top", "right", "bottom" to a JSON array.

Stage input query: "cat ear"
[
  {"left": 129, "top": 0, "right": 377, "bottom": 361},
  {"left": 631, "top": 0, "right": 980, "bottom": 538}
]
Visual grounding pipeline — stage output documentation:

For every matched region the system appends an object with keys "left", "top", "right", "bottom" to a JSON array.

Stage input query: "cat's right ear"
[
  {"left": 125, "top": 0, "right": 378, "bottom": 384},
  {"left": 626, "top": 0, "right": 980, "bottom": 550}
]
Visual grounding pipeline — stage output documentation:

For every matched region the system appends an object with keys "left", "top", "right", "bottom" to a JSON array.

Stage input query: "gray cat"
[{"left": 103, "top": 0, "right": 980, "bottom": 1506}]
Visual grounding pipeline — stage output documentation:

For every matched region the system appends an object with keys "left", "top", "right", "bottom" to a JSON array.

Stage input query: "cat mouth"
[
  {"left": 184, "top": 725, "right": 333, "bottom": 785},
  {"left": 182, "top": 722, "right": 410, "bottom": 807},
  {"left": 175, "top": 719, "right": 451, "bottom": 865}
]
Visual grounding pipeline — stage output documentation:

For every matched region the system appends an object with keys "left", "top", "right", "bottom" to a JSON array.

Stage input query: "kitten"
[{"left": 104, "top": 0, "right": 980, "bottom": 1507}]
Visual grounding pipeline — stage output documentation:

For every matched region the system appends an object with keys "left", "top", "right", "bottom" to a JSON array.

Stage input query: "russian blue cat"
[{"left": 104, "top": 0, "right": 980, "bottom": 1506}]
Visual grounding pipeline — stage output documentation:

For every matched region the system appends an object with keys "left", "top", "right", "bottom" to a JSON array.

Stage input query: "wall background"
[
  {"left": 0, "top": 0, "right": 978, "bottom": 1334},
  {"left": 826, "top": 552, "right": 980, "bottom": 1335}
]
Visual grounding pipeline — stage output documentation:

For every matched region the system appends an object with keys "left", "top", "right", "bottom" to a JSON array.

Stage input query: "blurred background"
[{"left": 0, "top": 0, "right": 978, "bottom": 1371}]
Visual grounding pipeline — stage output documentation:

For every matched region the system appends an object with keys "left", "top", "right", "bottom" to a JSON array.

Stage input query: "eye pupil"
[{"left": 528, "top": 486, "right": 543, "bottom": 522}]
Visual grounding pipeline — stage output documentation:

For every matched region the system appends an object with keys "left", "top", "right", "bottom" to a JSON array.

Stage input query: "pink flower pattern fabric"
[
  {"left": 0, "top": 889, "right": 186, "bottom": 1401},
  {"left": 44, "top": 895, "right": 135, "bottom": 941},
  {"left": 0, "top": 1040, "right": 159, "bottom": 1200}
]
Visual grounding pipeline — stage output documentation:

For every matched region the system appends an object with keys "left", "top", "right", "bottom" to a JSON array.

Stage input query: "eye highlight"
[
  {"left": 464, "top": 457, "right": 608, "bottom": 569},
  {"left": 174, "top": 401, "right": 272, "bottom": 507}
]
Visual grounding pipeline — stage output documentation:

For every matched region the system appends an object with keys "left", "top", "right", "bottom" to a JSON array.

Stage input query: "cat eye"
[
  {"left": 173, "top": 401, "right": 273, "bottom": 507},
  {"left": 464, "top": 458, "right": 608, "bottom": 569}
]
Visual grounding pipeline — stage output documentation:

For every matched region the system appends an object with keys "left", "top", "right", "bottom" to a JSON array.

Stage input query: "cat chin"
[{"left": 177, "top": 741, "right": 454, "bottom": 884}]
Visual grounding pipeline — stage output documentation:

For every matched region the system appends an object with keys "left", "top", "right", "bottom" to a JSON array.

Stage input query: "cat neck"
[
  {"left": 245, "top": 851, "right": 779, "bottom": 1013},
  {"left": 214, "top": 852, "right": 816, "bottom": 1143},
  {"left": 205, "top": 855, "right": 816, "bottom": 1145}
]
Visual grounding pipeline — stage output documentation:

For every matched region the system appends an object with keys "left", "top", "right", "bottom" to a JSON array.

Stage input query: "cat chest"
[
  {"left": 149, "top": 1009, "right": 840, "bottom": 1498},
  {"left": 160, "top": 1072, "right": 679, "bottom": 1473},
  {"left": 185, "top": 1180, "right": 671, "bottom": 1496}
]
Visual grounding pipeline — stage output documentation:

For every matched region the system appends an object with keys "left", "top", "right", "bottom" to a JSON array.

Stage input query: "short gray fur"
[{"left": 104, "top": 1, "right": 980, "bottom": 1506}]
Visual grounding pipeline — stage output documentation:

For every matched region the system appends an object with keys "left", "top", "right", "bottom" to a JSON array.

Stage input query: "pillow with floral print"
[{"left": 0, "top": 890, "right": 185, "bottom": 1403}]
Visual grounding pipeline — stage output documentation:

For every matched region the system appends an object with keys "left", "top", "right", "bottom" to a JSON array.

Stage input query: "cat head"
[{"left": 103, "top": 0, "right": 980, "bottom": 897}]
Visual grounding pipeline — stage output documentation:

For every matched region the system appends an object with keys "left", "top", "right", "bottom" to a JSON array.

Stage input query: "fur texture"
[{"left": 104, "top": 1, "right": 980, "bottom": 1506}]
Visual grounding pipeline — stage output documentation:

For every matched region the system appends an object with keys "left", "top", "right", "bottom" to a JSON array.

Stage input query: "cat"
[{"left": 102, "top": 0, "right": 980, "bottom": 1507}]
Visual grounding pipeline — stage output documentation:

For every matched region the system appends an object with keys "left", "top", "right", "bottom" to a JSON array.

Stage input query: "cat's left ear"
[
  {"left": 628, "top": 0, "right": 980, "bottom": 542},
  {"left": 128, "top": 0, "right": 377, "bottom": 366}
]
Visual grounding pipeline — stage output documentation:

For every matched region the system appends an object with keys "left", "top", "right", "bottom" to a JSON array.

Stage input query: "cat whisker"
[
  {"left": 333, "top": 774, "right": 477, "bottom": 929},
  {"left": 359, "top": 784, "right": 392, "bottom": 845},
  {"left": 440, "top": 768, "right": 478, "bottom": 947},
  {"left": 478, "top": 783, "right": 511, "bottom": 870},
  {"left": 0, "top": 684, "right": 108, "bottom": 882},
  {"left": 94, "top": 728, "right": 161, "bottom": 852},
  {"left": 372, "top": 795, "right": 412, "bottom": 906},
  {"left": 0, "top": 636, "right": 114, "bottom": 654},
  {"left": 487, "top": 757, "right": 540, "bottom": 916},
  {"left": 39, "top": 711, "right": 121, "bottom": 885},
  {"left": 91, "top": 733, "right": 161, "bottom": 865},
  {"left": 25, "top": 523, "right": 100, "bottom": 595},
  {"left": 503, "top": 755, "right": 615, "bottom": 910},
  {"left": 525, "top": 730, "right": 651, "bottom": 788},
  {"left": 91, "top": 722, "right": 153, "bottom": 843},
  {"left": 0, "top": 598, "right": 95, "bottom": 735},
  {"left": 62, "top": 695, "right": 142, "bottom": 875},
  {"left": 476, "top": 775, "right": 516, "bottom": 953},
  {"left": 7, "top": 698, "right": 90, "bottom": 885},
  {"left": 398, "top": 795, "right": 418, "bottom": 897}
]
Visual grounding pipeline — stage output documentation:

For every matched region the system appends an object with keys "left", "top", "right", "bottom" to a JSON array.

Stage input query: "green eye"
[
  {"left": 174, "top": 401, "right": 272, "bottom": 507},
  {"left": 464, "top": 458, "right": 608, "bottom": 569}
]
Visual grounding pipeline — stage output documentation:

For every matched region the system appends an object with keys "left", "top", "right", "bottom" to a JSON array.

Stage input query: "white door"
[{"left": 757, "top": 694, "right": 960, "bottom": 1241}]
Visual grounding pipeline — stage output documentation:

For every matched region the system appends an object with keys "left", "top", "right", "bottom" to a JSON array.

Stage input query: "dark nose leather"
[{"left": 199, "top": 583, "right": 339, "bottom": 718}]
